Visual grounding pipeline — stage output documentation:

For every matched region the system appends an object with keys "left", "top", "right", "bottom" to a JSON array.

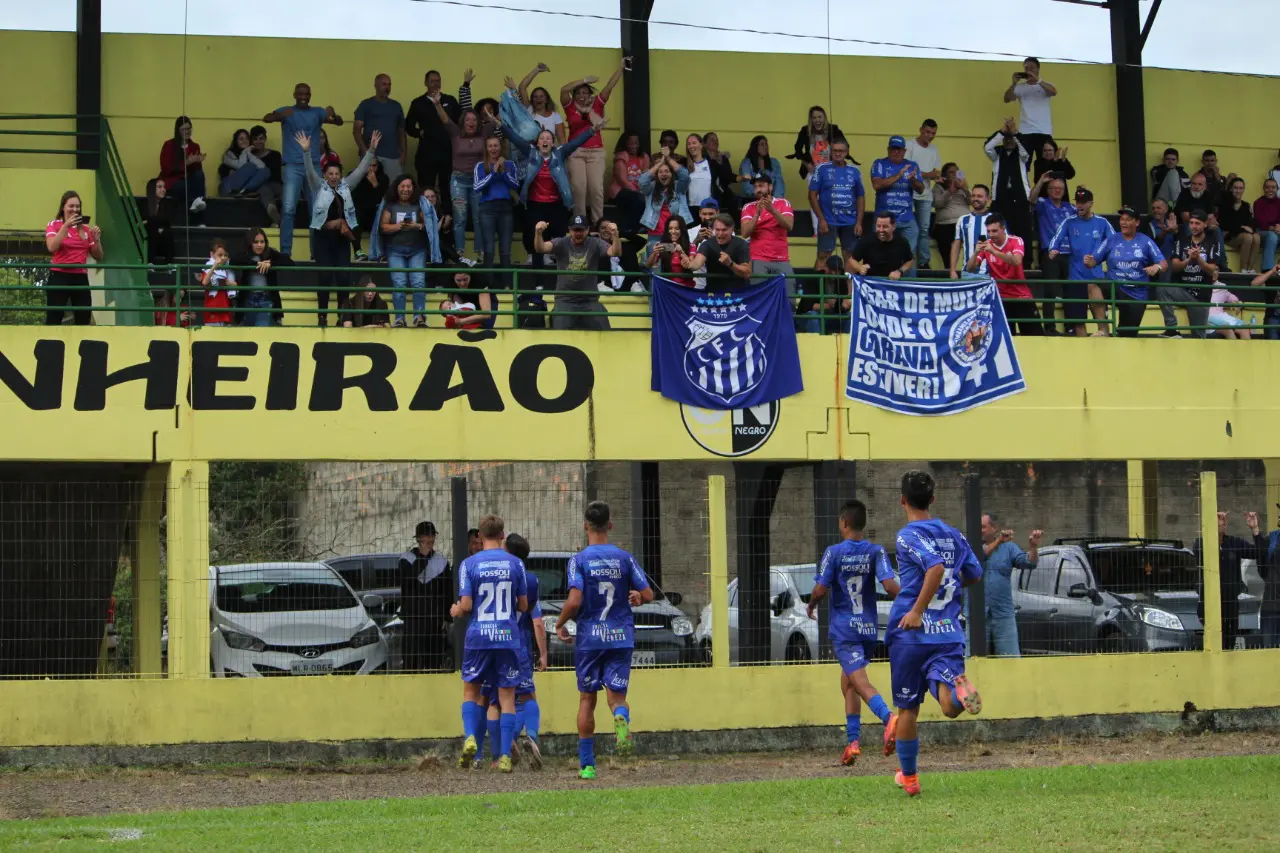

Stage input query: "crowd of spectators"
[{"left": 43, "top": 55, "right": 1280, "bottom": 335}]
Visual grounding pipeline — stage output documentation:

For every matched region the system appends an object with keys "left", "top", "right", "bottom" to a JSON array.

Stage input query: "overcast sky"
[{"left": 10, "top": 0, "right": 1276, "bottom": 77}]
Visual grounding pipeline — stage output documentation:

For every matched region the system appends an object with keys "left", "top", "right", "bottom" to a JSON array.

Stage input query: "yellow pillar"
[
  {"left": 1200, "top": 471, "right": 1221, "bottom": 654},
  {"left": 1126, "top": 460, "right": 1159, "bottom": 539},
  {"left": 132, "top": 464, "right": 167, "bottom": 678},
  {"left": 166, "top": 461, "right": 211, "bottom": 679},
  {"left": 708, "top": 475, "right": 730, "bottom": 669},
  {"left": 1264, "top": 460, "right": 1280, "bottom": 537}
]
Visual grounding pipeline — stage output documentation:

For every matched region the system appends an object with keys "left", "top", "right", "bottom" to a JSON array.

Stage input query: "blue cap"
[
  {"left": 699, "top": 197, "right": 719, "bottom": 210},
  {"left": 888, "top": 135, "right": 906, "bottom": 149}
]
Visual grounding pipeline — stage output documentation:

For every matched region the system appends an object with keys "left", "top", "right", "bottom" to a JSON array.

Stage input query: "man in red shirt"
[
  {"left": 966, "top": 212, "right": 1042, "bottom": 335},
  {"left": 740, "top": 171, "right": 796, "bottom": 296}
]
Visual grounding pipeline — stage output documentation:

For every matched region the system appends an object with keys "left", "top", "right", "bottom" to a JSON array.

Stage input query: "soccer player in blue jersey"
[
  {"left": 450, "top": 514, "right": 528, "bottom": 774},
  {"left": 807, "top": 499, "right": 901, "bottom": 767},
  {"left": 887, "top": 470, "right": 983, "bottom": 797},
  {"left": 555, "top": 500, "right": 655, "bottom": 780}
]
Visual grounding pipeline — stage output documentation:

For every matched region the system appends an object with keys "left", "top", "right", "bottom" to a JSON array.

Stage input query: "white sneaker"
[
  {"left": 189, "top": 196, "right": 207, "bottom": 213},
  {"left": 597, "top": 282, "right": 613, "bottom": 292},
  {"left": 630, "top": 281, "right": 646, "bottom": 293}
]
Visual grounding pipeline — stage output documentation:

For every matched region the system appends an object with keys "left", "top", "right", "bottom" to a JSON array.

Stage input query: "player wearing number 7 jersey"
[
  {"left": 807, "top": 500, "right": 902, "bottom": 768},
  {"left": 555, "top": 500, "right": 655, "bottom": 780},
  {"left": 887, "top": 470, "right": 984, "bottom": 797},
  {"left": 451, "top": 514, "right": 528, "bottom": 774}
]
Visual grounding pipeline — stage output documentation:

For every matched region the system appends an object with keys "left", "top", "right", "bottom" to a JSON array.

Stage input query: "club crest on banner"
[{"left": 683, "top": 295, "right": 767, "bottom": 407}]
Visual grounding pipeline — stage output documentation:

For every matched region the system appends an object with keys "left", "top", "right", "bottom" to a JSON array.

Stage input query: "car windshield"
[
  {"left": 1090, "top": 547, "right": 1200, "bottom": 601},
  {"left": 782, "top": 568, "right": 816, "bottom": 603},
  {"left": 527, "top": 554, "right": 663, "bottom": 601},
  {"left": 216, "top": 568, "right": 357, "bottom": 613}
]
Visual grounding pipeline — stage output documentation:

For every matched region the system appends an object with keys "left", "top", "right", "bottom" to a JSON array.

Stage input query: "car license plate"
[
  {"left": 289, "top": 660, "right": 334, "bottom": 675},
  {"left": 631, "top": 651, "right": 656, "bottom": 667}
]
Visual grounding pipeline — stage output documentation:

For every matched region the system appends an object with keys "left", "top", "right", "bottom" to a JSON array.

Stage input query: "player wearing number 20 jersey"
[{"left": 459, "top": 547, "right": 528, "bottom": 684}]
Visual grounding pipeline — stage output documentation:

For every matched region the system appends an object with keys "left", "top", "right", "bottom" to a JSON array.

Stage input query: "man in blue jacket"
[{"left": 1047, "top": 187, "right": 1114, "bottom": 337}]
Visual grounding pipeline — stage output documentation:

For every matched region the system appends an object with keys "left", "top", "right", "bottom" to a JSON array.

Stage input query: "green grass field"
[{"left": 2, "top": 756, "right": 1277, "bottom": 851}]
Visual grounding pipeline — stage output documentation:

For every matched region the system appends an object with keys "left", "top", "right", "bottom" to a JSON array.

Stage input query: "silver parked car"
[{"left": 694, "top": 565, "right": 820, "bottom": 663}]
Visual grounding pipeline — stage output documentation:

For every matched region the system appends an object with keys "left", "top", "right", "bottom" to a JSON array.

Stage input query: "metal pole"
[
  {"left": 450, "top": 475, "right": 468, "bottom": 670},
  {"left": 619, "top": 0, "right": 655, "bottom": 145},
  {"left": 1110, "top": 0, "right": 1149, "bottom": 212},
  {"left": 75, "top": 0, "right": 103, "bottom": 170},
  {"left": 963, "top": 473, "right": 987, "bottom": 657}
]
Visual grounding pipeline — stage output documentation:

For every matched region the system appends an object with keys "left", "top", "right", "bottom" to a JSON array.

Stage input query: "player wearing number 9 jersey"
[
  {"left": 555, "top": 500, "right": 655, "bottom": 780},
  {"left": 808, "top": 499, "right": 901, "bottom": 768},
  {"left": 451, "top": 514, "right": 527, "bottom": 773},
  {"left": 887, "top": 470, "right": 983, "bottom": 797}
]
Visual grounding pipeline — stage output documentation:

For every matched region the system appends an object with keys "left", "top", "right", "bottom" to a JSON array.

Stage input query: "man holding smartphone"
[{"left": 1002, "top": 58, "right": 1057, "bottom": 173}]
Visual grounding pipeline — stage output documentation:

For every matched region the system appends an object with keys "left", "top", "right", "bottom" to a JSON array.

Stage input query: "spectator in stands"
[
  {"left": 646, "top": 215, "right": 695, "bottom": 287},
  {"left": 1175, "top": 171, "right": 1216, "bottom": 224},
  {"left": 904, "top": 120, "right": 942, "bottom": 270},
  {"left": 264, "top": 84, "right": 344, "bottom": 257},
  {"left": 638, "top": 149, "right": 692, "bottom": 250},
  {"left": 689, "top": 198, "right": 720, "bottom": 247},
  {"left": 374, "top": 175, "right": 437, "bottom": 327},
  {"left": 968, "top": 213, "right": 1040, "bottom": 335},
  {"left": 683, "top": 134, "right": 713, "bottom": 212},
  {"left": 933, "top": 164, "right": 970, "bottom": 271},
  {"left": 406, "top": 70, "right": 462, "bottom": 213},
  {"left": 656, "top": 130, "right": 683, "bottom": 165},
  {"left": 218, "top": 128, "right": 270, "bottom": 198},
  {"left": 247, "top": 126, "right": 283, "bottom": 224},
  {"left": 441, "top": 268, "right": 498, "bottom": 330},
  {"left": 1255, "top": 178, "right": 1280, "bottom": 274},
  {"left": 738, "top": 136, "right": 786, "bottom": 203},
  {"left": 428, "top": 96, "right": 494, "bottom": 258},
  {"left": 1252, "top": 264, "right": 1280, "bottom": 340},
  {"left": 199, "top": 239, "right": 236, "bottom": 327},
  {"left": 1002, "top": 57, "right": 1056, "bottom": 169},
  {"left": 473, "top": 97, "right": 505, "bottom": 150},
  {"left": 870, "top": 136, "right": 924, "bottom": 274},
  {"left": 422, "top": 188, "right": 458, "bottom": 264},
  {"left": 1047, "top": 187, "right": 1115, "bottom": 337},
  {"left": 1194, "top": 512, "right": 1266, "bottom": 650},
  {"left": 809, "top": 138, "right": 865, "bottom": 271},
  {"left": 597, "top": 218, "right": 644, "bottom": 294},
  {"left": 791, "top": 106, "right": 844, "bottom": 183},
  {"left": 561, "top": 59, "right": 627, "bottom": 226},
  {"left": 795, "top": 254, "right": 853, "bottom": 335},
  {"left": 234, "top": 228, "right": 288, "bottom": 327},
  {"left": 1031, "top": 139, "right": 1075, "bottom": 185},
  {"left": 144, "top": 179, "right": 175, "bottom": 266},
  {"left": 159, "top": 115, "right": 207, "bottom": 215},
  {"left": 1150, "top": 148, "right": 1189, "bottom": 207},
  {"left": 350, "top": 159, "right": 387, "bottom": 261},
  {"left": 984, "top": 118, "right": 1032, "bottom": 243},
  {"left": 1087, "top": 206, "right": 1167, "bottom": 337},
  {"left": 340, "top": 274, "right": 391, "bottom": 328},
  {"left": 1207, "top": 283, "right": 1252, "bottom": 339},
  {"left": 980, "top": 515, "right": 1042, "bottom": 658},
  {"left": 849, "top": 212, "right": 914, "bottom": 279},
  {"left": 740, "top": 171, "right": 795, "bottom": 294},
  {"left": 398, "top": 520, "right": 453, "bottom": 672},
  {"left": 610, "top": 130, "right": 649, "bottom": 234},
  {"left": 44, "top": 190, "right": 102, "bottom": 326},
  {"left": 354, "top": 73, "right": 406, "bottom": 180},
  {"left": 1164, "top": 210, "right": 1218, "bottom": 339},
  {"left": 688, "top": 133, "right": 736, "bottom": 214},
  {"left": 1200, "top": 150, "right": 1231, "bottom": 208},
  {"left": 319, "top": 130, "right": 341, "bottom": 174},
  {"left": 474, "top": 136, "right": 520, "bottom": 289},
  {"left": 1144, "top": 198, "right": 1179, "bottom": 261},
  {"left": 1029, "top": 172, "right": 1073, "bottom": 334},
  {"left": 298, "top": 129, "right": 380, "bottom": 326},
  {"left": 518, "top": 63, "right": 566, "bottom": 143},
  {"left": 1220, "top": 177, "right": 1261, "bottom": 273},
  {"left": 684, "top": 213, "right": 752, "bottom": 286},
  {"left": 534, "top": 214, "right": 621, "bottom": 330},
  {"left": 950, "top": 184, "right": 993, "bottom": 280}
]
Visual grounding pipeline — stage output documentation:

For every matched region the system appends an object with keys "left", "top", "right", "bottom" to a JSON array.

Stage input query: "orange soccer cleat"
[
  {"left": 952, "top": 675, "right": 982, "bottom": 715},
  {"left": 894, "top": 769, "right": 921, "bottom": 797},
  {"left": 840, "top": 740, "right": 861, "bottom": 767},
  {"left": 883, "top": 712, "right": 899, "bottom": 756}
]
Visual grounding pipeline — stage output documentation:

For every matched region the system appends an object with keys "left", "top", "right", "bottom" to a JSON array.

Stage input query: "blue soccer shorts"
[
  {"left": 888, "top": 641, "right": 965, "bottom": 710},
  {"left": 461, "top": 648, "right": 522, "bottom": 689},
  {"left": 575, "top": 647, "right": 632, "bottom": 694},
  {"left": 483, "top": 645, "right": 536, "bottom": 702},
  {"left": 833, "top": 639, "right": 876, "bottom": 676}
]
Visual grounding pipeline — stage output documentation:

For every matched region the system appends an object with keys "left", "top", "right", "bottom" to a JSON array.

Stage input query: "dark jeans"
[
  {"left": 311, "top": 227, "right": 352, "bottom": 325},
  {"left": 1003, "top": 297, "right": 1043, "bottom": 335},
  {"left": 416, "top": 144, "right": 453, "bottom": 212},
  {"left": 1114, "top": 289, "right": 1147, "bottom": 337},
  {"left": 1037, "top": 250, "right": 1070, "bottom": 332},
  {"left": 1021, "top": 133, "right": 1053, "bottom": 171},
  {"left": 401, "top": 618, "right": 451, "bottom": 672},
  {"left": 934, "top": 221, "right": 957, "bottom": 271},
  {"left": 552, "top": 297, "right": 611, "bottom": 330},
  {"left": 993, "top": 198, "right": 1033, "bottom": 245},
  {"left": 522, "top": 199, "right": 567, "bottom": 327},
  {"left": 478, "top": 198, "right": 514, "bottom": 290},
  {"left": 611, "top": 188, "right": 646, "bottom": 235},
  {"left": 45, "top": 270, "right": 92, "bottom": 325}
]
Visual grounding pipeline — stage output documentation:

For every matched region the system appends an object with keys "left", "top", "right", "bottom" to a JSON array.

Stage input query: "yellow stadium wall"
[{"left": 0, "top": 169, "right": 95, "bottom": 231}]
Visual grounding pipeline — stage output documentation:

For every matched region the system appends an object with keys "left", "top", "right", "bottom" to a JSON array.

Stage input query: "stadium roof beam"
[
  {"left": 620, "top": 0, "right": 655, "bottom": 147},
  {"left": 76, "top": 0, "right": 102, "bottom": 170}
]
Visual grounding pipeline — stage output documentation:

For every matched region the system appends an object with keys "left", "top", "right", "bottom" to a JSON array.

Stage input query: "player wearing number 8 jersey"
[
  {"left": 451, "top": 514, "right": 528, "bottom": 773},
  {"left": 887, "top": 470, "right": 984, "bottom": 797},
  {"left": 807, "top": 500, "right": 901, "bottom": 767},
  {"left": 555, "top": 500, "right": 655, "bottom": 780}
]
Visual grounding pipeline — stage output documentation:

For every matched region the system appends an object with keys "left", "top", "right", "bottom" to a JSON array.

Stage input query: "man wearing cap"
[
  {"left": 983, "top": 118, "right": 1032, "bottom": 244},
  {"left": 1086, "top": 205, "right": 1168, "bottom": 337},
  {"left": 684, "top": 212, "right": 752, "bottom": 285},
  {"left": 740, "top": 171, "right": 796, "bottom": 295},
  {"left": 1163, "top": 209, "right": 1218, "bottom": 338},
  {"left": 398, "top": 520, "right": 454, "bottom": 672},
  {"left": 808, "top": 137, "right": 865, "bottom": 271},
  {"left": 870, "top": 136, "right": 925, "bottom": 274},
  {"left": 689, "top": 198, "right": 722, "bottom": 247},
  {"left": 534, "top": 213, "right": 622, "bottom": 331},
  {"left": 1047, "top": 187, "right": 1115, "bottom": 337}
]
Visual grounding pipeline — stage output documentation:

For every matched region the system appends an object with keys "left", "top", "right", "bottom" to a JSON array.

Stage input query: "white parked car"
[{"left": 209, "top": 562, "right": 389, "bottom": 677}]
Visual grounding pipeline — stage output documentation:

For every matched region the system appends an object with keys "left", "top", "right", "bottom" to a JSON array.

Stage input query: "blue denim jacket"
[
  {"left": 304, "top": 147, "right": 377, "bottom": 231},
  {"left": 368, "top": 195, "right": 443, "bottom": 263},
  {"left": 638, "top": 167, "right": 692, "bottom": 232},
  {"left": 737, "top": 156, "right": 786, "bottom": 200},
  {"left": 498, "top": 87, "right": 595, "bottom": 208}
]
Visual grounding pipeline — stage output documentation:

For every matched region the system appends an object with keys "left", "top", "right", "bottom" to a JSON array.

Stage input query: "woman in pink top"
[
  {"left": 610, "top": 130, "right": 648, "bottom": 233},
  {"left": 1208, "top": 284, "right": 1251, "bottom": 339},
  {"left": 44, "top": 190, "right": 104, "bottom": 326},
  {"left": 559, "top": 57, "right": 627, "bottom": 227}
]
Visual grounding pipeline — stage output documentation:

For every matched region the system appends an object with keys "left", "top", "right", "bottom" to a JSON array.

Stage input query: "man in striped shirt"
[{"left": 949, "top": 185, "right": 992, "bottom": 279}]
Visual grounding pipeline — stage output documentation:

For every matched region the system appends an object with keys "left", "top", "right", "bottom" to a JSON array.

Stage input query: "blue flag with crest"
[
  {"left": 845, "top": 276, "right": 1026, "bottom": 416},
  {"left": 650, "top": 276, "right": 803, "bottom": 410}
]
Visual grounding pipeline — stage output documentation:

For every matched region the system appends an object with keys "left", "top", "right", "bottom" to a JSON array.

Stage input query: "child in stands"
[{"left": 199, "top": 239, "right": 236, "bottom": 326}]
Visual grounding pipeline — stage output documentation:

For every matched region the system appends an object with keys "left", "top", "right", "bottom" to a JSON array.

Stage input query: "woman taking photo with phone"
[{"left": 45, "top": 190, "right": 103, "bottom": 325}]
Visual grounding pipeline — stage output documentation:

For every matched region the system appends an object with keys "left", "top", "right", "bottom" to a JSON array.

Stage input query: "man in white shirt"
[
  {"left": 950, "top": 184, "right": 992, "bottom": 279},
  {"left": 904, "top": 119, "right": 942, "bottom": 272},
  {"left": 1002, "top": 57, "right": 1057, "bottom": 174}
]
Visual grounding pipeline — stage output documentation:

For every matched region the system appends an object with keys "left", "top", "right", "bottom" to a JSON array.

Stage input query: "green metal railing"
[{"left": 1, "top": 261, "right": 1276, "bottom": 336}]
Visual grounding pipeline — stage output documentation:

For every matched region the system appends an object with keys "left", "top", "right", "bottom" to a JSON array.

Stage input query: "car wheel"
[
  {"left": 1098, "top": 629, "right": 1124, "bottom": 654},
  {"left": 785, "top": 635, "right": 810, "bottom": 662}
]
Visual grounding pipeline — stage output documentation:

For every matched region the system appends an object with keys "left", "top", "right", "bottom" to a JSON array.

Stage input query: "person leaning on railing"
[
  {"left": 341, "top": 274, "right": 391, "bottom": 328},
  {"left": 233, "top": 228, "right": 291, "bottom": 327},
  {"left": 44, "top": 190, "right": 103, "bottom": 326},
  {"left": 1046, "top": 187, "right": 1114, "bottom": 337},
  {"left": 1084, "top": 205, "right": 1168, "bottom": 338},
  {"left": 533, "top": 214, "right": 620, "bottom": 331},
  {"left": 683, "top": 213, "right": 753, "bottom": 287},
  {"left": 1251, "top": 264, "right": 1280, "bottom": 340}
]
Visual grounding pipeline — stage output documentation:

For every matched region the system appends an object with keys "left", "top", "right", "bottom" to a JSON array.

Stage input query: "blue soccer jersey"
[
  {"left": 567, "top": 544, "right": 649, "bottom": 650},
  {"left": 816, "top": 539, "right": 896, "bottom": 643},
  {"left": 888, "top": 519, "right": 982, "bottom": 646},
  {"left": 1098, "top": 231, "right": 1165, "bottom": 300},
  {"left": 811, "top": 161, "right": 866, "bottom": 228},
  {"left": 459, "top": 548, "right": 527, "bottom": 650},
  {"left": 870, "top": 158, "right": 920, "bottom": 223},
  {"left": 1048, "top": 213, "right": 1114, "bottom": 282}
]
